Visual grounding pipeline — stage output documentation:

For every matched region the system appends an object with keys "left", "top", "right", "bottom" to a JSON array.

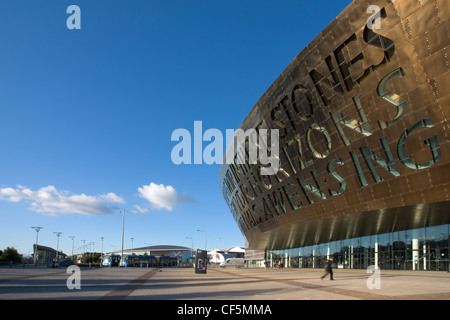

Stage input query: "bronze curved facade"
[{"left": 219, "top": 0, "right": 450, "bottom": 250}]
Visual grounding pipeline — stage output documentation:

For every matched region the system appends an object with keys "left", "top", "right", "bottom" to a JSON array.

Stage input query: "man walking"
[{"left": 321, "top": 257, "right": 334, "bottom": 280}]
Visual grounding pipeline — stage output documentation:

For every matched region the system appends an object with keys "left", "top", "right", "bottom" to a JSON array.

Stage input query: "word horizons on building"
[{"left": 219, "top": 0, "right": 450, "bottom": 250}]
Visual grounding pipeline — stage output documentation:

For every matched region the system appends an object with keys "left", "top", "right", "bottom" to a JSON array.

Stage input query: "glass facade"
[{"left": 266, "top": 224, "right": 450, "bottom": 271}]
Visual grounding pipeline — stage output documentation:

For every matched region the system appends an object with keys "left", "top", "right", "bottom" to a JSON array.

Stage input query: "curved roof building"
[
  {"left": 108, "top": 245, "right": 192, "bottom": 257},
  {"left": 219, "top": 0, "right": 450, "bottom": 268}
]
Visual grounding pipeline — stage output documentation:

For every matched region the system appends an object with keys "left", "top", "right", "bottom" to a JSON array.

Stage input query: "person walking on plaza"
[{"left": 321, "top": 257, "right": 334, "bottom": 280}]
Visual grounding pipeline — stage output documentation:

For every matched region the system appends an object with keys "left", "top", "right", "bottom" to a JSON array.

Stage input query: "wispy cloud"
[
  {"left": 0, "top": 185, "right": 125, "bottom": 216},
  {"left": 138, "top": 182, "right": 195, "bottom": 211},
  {"left": 133, "top": 205, "right": 149, "bottom": 214}
]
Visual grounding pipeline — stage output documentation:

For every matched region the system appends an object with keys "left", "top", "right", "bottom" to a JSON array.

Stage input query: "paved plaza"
[{"left": 0, "top": 265, "right": 449, "bottom": 300}]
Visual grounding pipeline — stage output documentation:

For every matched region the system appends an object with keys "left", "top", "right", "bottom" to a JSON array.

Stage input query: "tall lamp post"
[
  {"left": 144, "top": 242, "right": 153, "bottom": 256},
  {"left": 31, "top": 227, "right": 43, "bottom": 267},
  {"left": 53, "top": 232, "right": 63, "bottom": 262},
  {"left": 197, "top": 229, "right": 207, "bottom": 251},
  {"left": 186, "top": 236, "right": 194, "bottom": 265},
  {"left": 90, "top": 242, "right": 95, "bottom": 265},
  {"left": 100, "top": 237, "right": 104, "bottom": 267},
  {"left": 81, "top": 240, "right": 86, "bottom": 263},
  {"left": 119, "top": 209, "right": 130, "bottom": 267},
  {"left": 69, "top": 236, "right": 75, "bottom": 261},
  {"left": 215, "top": 237, "right": 221, "bottom": 250}
]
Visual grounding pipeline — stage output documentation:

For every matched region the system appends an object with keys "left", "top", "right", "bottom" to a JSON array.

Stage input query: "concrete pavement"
[{"left": 0, "top": 265, "right": 449, "bottom": 300}]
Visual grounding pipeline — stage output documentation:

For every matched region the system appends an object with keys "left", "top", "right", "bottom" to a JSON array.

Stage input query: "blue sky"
[{"left": 0, "top": 0, "right": 351, "bottom": 256}]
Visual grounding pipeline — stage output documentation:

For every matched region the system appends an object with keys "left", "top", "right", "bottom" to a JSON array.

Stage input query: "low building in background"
[{"left": 32, "top": 244, "right": 66, "bottom": 265}]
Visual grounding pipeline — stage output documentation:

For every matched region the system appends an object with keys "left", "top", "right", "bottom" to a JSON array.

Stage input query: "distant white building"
[
  {"left": 209, "top": 252, "right": 233, "bottom": 264},
  {"left": 107, "top": 244, "right": 193, "bottom": 263},
  {"left": 228, "top": 246, "right": 245, "bottom": 258},
  {"left": 207, "top": 246, "right": 245, "bottom": 263}
]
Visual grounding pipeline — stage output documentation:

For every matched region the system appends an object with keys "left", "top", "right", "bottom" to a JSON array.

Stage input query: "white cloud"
[
  {"left": 133, "top": 205, "right": 148, "bottom": 214},
  {"left": 138, "top": 182, "right": 194, "bottom": 211},
  {"left": 0, "top": 185, "right": 125, "bottom": 216}
]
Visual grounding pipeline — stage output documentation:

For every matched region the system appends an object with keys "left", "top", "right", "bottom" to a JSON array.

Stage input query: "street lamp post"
[
  {"left": 90, "top": 242, "right": 95, "bottom": 265},
  {"left": 81, "top": 240, "right": 86, "bottom": 263},
  {"left": 186, "top": 236, "right": 194, "bottom": 265},
  {"left": 87, "top": 242, "right": 91, "bottom": 266},
  {"left": 101, "top": 237, "right": 104, "bottom": 267},
  {"left": 119, "top": 209, "right": 130, "bottom": 267},
  {"left": 69, "top": 236, "right": 75, "bottom": 261},
  {"left": 31, "top": 227, "right": 43, "bottom": 267},
  {"left": 53, "top": 232, "right": 63, "bottom": 263},
  {"left": 197, "top": 229, "right": 207, "bottom": 251},
  {"left": 145, "top": 242, "right": 153, "bottom": 256},
  {"left": 215, "top": 237, "right": 221, "bottom": 250}
]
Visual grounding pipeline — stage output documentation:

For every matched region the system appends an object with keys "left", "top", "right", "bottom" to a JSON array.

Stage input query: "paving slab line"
[{"left": 99, "top": 268, "right": 160, "bottom": 300}]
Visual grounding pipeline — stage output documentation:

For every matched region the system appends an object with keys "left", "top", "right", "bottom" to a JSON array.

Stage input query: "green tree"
[{"left": 1, "top": 247, "right": 22, "bottom": 264}]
